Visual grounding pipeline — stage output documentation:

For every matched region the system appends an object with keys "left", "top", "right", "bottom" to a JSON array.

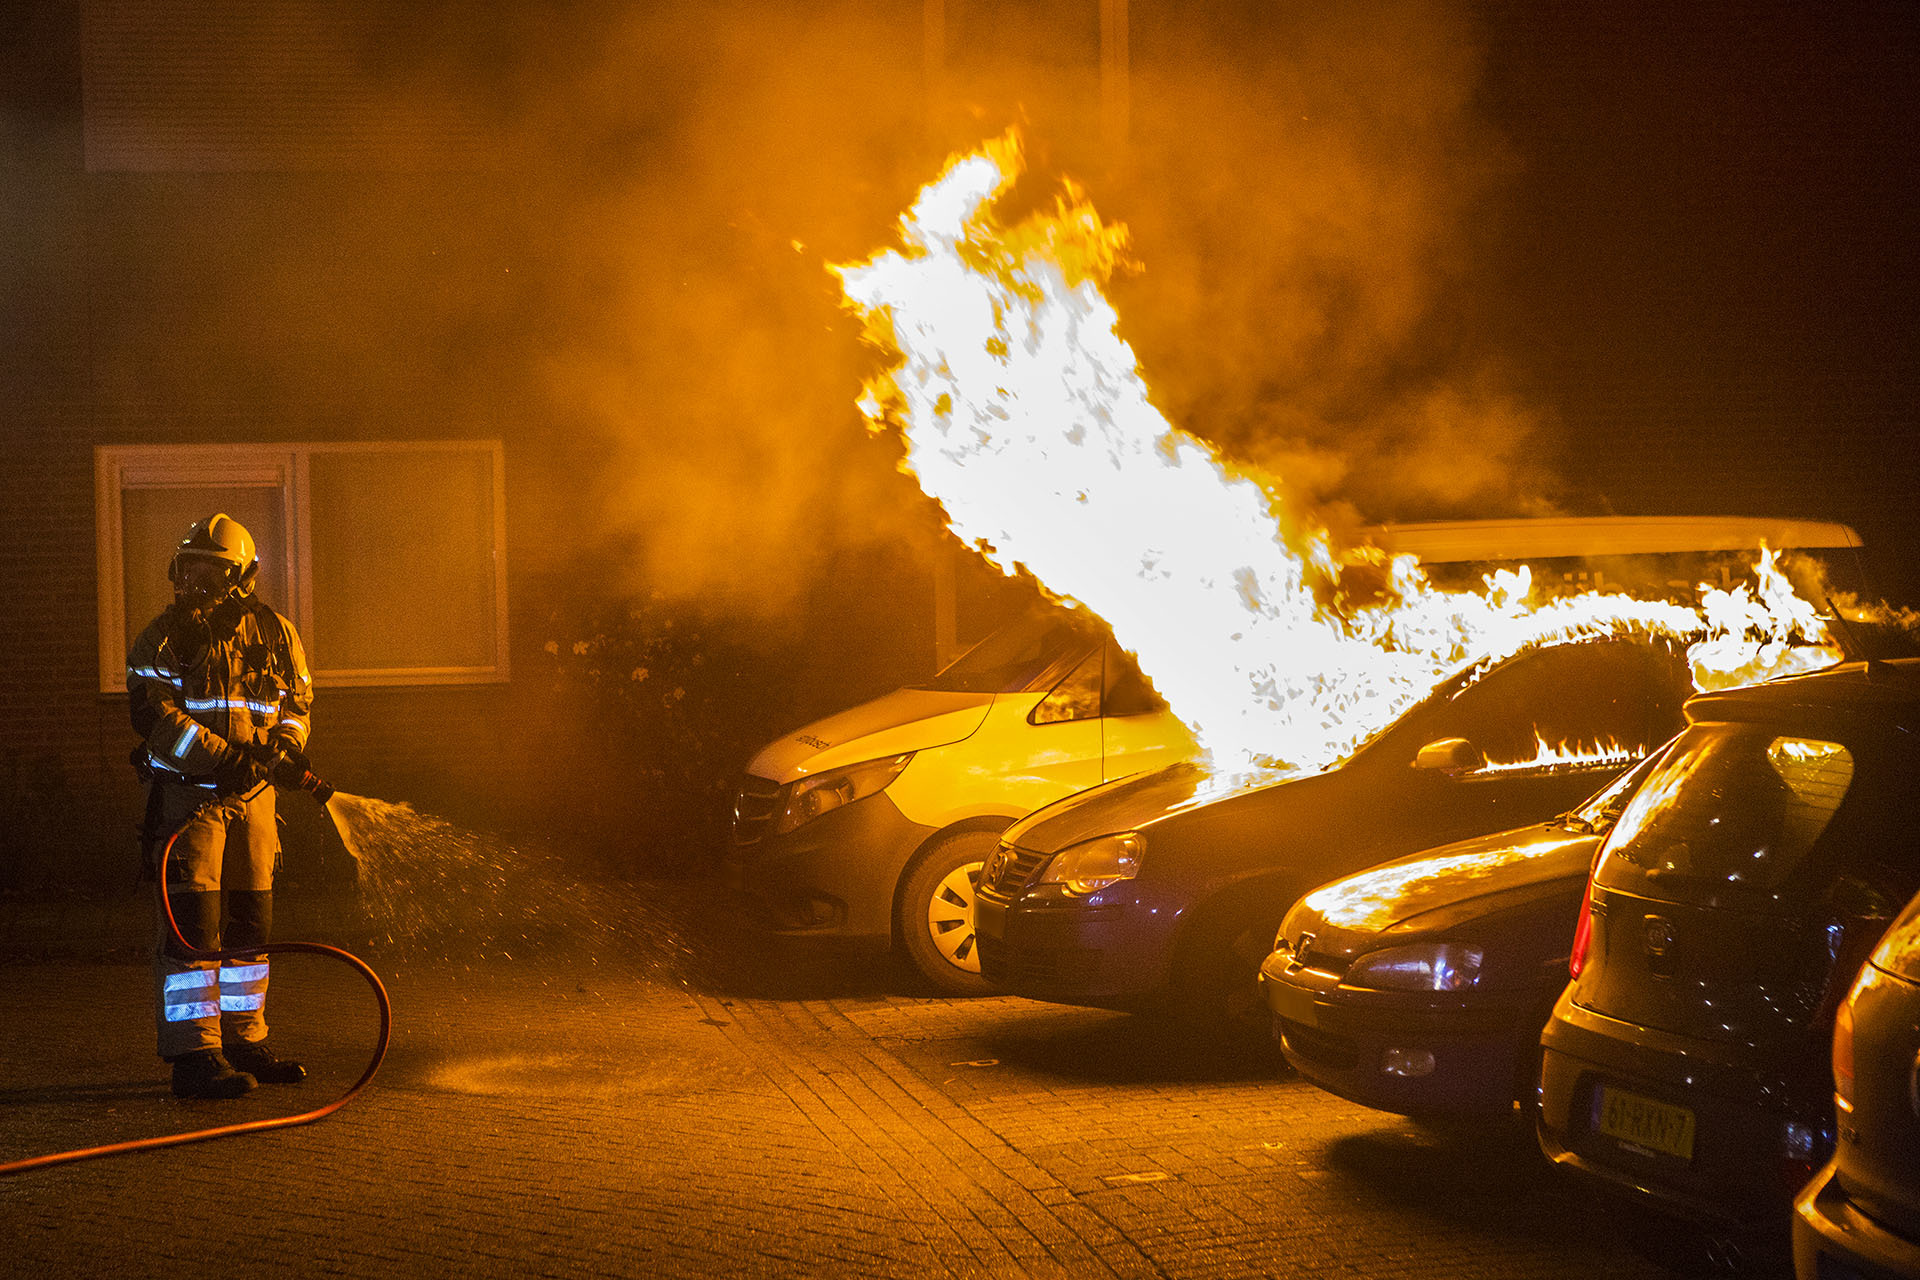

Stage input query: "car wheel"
[{"left": 895, "top": 830, "right": 999, "bottom": 997}]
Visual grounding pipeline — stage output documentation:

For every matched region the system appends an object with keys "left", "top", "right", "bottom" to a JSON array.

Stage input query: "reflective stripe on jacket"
[{"left": 127, "top": 597, "right": 314, "bottom": 778}]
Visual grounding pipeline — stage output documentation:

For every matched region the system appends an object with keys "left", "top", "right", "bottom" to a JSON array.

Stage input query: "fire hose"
[{"left": 0, "top": 756, "right": 391, "bottom": 1177}]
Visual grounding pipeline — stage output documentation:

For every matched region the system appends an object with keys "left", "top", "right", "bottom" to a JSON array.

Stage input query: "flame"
[
  {"left": 1475, "top": 735, "right": 1640, "bottom": 775},
  {"left": 1689, "top": 546, "right": 1838, "bottom": 689},
  {"left": 834, "top": 132, "right": 1841, "bottom": 775}
]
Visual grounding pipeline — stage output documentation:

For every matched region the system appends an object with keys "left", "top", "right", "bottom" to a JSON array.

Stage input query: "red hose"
[{"left": 0, "top": 798, "right": 391, "bottom": 1176}]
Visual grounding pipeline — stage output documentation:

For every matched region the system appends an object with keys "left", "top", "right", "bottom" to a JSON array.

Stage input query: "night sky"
[{"left": 1470, "top": 1, "right": 1917, "bottom": 581}]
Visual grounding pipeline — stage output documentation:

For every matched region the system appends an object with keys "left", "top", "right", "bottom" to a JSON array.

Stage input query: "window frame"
[{"left": 95, "top": 440, "right": 508, "bottom": 692}]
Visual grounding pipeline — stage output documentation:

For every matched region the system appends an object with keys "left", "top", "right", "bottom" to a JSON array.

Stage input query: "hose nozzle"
[{"left": 268, "top": 753, "right": 336, "bottom": 804}]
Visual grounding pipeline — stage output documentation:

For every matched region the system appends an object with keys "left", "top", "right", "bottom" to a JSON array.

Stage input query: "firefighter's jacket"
[{"left": 127, "top": 596, "right": 313, "bottom": 785}]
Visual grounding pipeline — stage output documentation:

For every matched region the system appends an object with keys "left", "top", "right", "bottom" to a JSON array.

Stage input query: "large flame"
[{"left": 835, "top": 133, "right": 1840, "bottom": 774}]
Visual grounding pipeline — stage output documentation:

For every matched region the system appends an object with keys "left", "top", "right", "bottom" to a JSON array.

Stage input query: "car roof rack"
[{"left": 1359, "top": 516, "right": 1861, "bottom": 564}]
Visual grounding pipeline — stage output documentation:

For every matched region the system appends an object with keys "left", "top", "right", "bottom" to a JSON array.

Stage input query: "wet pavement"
[{"left": 0, "top": 877, "right": 1681, "bottom": 1279}]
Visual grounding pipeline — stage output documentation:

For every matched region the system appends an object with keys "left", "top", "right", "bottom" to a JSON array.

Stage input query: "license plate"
[
  {"left": 1596, "top": 1084, "right": 1695, "bottom": 1161},
  {"left": 1264, "top": 977, "right": 1320, "bottom": 1029}
]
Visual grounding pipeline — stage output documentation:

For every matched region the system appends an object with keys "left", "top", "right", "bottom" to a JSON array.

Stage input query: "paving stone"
[{"left": 2, "top": 879, "right": 1679, "bottom": 1279}]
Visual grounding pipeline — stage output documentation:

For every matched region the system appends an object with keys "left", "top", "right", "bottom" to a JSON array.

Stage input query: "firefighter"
[{"left": 127, "top": 514, "right": 314, "bottom": 1099}]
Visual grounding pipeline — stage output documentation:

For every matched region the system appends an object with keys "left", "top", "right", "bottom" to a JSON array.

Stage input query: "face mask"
[{"left": 172, "top": 559, "right": 233, "bottom": 613}]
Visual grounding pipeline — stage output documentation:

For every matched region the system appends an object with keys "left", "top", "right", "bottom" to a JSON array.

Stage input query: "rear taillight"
[
  {"left": 1779, "top": 1120, "right": 1831, "bottom": 1193},
  {"left": 1569, "top": 877, "right": 1595, "bottom": 978}
]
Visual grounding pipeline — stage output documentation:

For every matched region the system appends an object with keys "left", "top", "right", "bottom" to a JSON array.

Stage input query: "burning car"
[
  {"left": 814, "top": 135, "right": 1863, "bottom": 1005},
  {"left": 974, "top": 634, "right": 1696, "bottom": 1031},
  {"left": 1260, "top": 747, "right": 1667, "bottom": 1119},
  {"left": 730, "top": 514, "right": 1853, "bottom": 999},
  {"left": 1536, "top": 659, "right": 1920, "bottom": 1262}
]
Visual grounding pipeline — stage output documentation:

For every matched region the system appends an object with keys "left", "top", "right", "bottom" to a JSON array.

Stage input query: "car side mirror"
[{"left": 1414, "top": 737, "right": 1485, "bottom": 773}]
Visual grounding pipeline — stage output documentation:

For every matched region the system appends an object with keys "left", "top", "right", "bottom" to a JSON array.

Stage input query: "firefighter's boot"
[
  {"left": 225, "top": 1038, "right": 306, "bottom": 1084},
  {"left": 170, "top": 1048, "right": 257, "bottom": 1099}
]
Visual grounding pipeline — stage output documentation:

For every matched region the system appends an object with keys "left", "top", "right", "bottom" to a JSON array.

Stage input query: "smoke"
[
  {"left": 45, "top": 1, "right": 1558, "bottom": 624},
  {"left": 1109, "top": 2, "right": 1559, "bottom": 528},
  {"left": 365, "top": 0, "right": 1560, "bottom": 613},
  {"left": 473, "top": 4, "right": 946, "bottom": 615}
]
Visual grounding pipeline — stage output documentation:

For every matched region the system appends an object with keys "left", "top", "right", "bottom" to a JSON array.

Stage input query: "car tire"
[{"left": 895, "top": 829, "right": 999, "bottom": 997}]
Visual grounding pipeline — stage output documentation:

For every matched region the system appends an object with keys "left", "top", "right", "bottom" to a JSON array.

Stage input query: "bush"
[{"left": 537, "top": 598, "right": 814, "bottom": 875}]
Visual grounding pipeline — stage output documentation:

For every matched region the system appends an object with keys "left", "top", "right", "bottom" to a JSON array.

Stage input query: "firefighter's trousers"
[{"left": 151, "top": 784, "right": 279, "bottom": 1060}]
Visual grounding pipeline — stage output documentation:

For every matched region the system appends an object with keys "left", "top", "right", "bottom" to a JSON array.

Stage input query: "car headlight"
[
  {"left": 774, "top": 753, "right": 914, "bottom": 835},
  {"left": 1344, "top": 942, "right": 1485, "bottom": 992},
  {"left": 1036, "top": 832, "right": 1144, "bottom": 896}
]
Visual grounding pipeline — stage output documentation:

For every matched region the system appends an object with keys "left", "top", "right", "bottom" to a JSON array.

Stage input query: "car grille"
[
  {"left": 1278, "top": 1018, "right": 1358, "bottom": 1071},
  {"left": 988, "top": 943, "right": 1101, "bottom": 990},
  {"left": 982, "top": 842, "right": 1049, "bottom": 895},
  {"left": 731, "top": 774, "right": 785, "bottom": 846}
]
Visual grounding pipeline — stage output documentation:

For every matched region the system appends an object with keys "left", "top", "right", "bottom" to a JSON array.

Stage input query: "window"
[
  {"left": 916, "top": 612, "right": 1093, "bottom": 694},
  {"left": 95, "top": 441, "right": 507, "bottom": 691},
  {"left": 1102, "top": 642, "right": 1166, "bottom": 718},
  {"left": 1431, "top": 641, "right": 1679, "bottom": 769},
  {"left": 1030, "top": 649, "right": 1103, "bottom": 725},
  {"left": 1597, "top": 725, "right": 1856, "bottom": 903}
]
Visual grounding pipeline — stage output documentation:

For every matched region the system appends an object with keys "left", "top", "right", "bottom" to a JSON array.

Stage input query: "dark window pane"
[
  {"left": 918, "top": 612, "right": 1092, "bottom": 694},
  {"left": 1032, "top": 649, "right": 1103, "bottom": 724},
  {"left": 1435, "top": 642, "right": 1668, "bottom": 766},
  {"left": 308, "top": 449, "right": 496, "bottom": 671},
  {"left": 1102, "top": 641, "right": 1166, "bottom": 718}
]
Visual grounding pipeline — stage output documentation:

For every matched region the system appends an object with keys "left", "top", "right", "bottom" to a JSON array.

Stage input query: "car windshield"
[
  {"left": 915, "top": 612, "right": 1097, "bottom": 694},
  {"left": 1594, "top": 722, "right": 1856, "bottom": 905}
]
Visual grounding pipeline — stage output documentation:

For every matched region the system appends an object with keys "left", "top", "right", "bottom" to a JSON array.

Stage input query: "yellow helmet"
[{"left": 169, "top": 513, "right": 259, "bottom": 600}]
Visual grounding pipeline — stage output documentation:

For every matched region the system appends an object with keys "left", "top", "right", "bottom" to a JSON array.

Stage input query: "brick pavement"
[{"left": 0, "top": 882, "right": 1679, "bottom": 1279}]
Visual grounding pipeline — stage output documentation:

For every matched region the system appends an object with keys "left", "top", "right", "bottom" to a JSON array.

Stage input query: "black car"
[
  {"left": 1792, "top": 886, "right": 1920, "bottom": 1280},
  {"left": 1537, "top": 659, "right": 1920, "bottom": 1256},
  {"left": 1262, "top": 749, "right": 1665, "bottom": 1119},
  {"left": 974, "top": 635, "right": 1695, "bottom": 1030}
]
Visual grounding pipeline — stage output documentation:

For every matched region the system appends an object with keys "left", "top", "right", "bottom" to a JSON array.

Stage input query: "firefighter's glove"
[
  {"left": 212, "top": 745, "right": 269, "bottom": 795},
  {"left": 269, "top": 749, "right": 313, "bottom": 790}
]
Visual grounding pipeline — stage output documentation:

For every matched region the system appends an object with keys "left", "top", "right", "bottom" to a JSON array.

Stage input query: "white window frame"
[{"left": 96, "top": 440, "right": 508, "bottom": 692}]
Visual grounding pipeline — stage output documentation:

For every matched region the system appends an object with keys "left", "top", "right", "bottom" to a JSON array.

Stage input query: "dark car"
[
  {"left": 1261, "top": 749, "right": 1666, "bottom": 1119},
  {"left": 974, "top": 635, "right": 1695, "bottom": 1030},
  {"left": 1536, "top": 659, "right": 1920, "bottom": 1258},
  {"left": 1792, "top": 886, "right": 1920, "bottom": 1280}
]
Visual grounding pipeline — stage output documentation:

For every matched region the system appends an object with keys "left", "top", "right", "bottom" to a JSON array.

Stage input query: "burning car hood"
[
  {"left": 1003, "top": 759, "right": 1300, "bottom": 854},
  {"left": 747, "top": 687, "right": 996, "bottom": 782},
  {"left": 1287, "top": 821, "right": 1599, "bottom": 957}
]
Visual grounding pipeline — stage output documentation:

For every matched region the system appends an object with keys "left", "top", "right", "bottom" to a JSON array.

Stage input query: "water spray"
[{"left": 0, "top": 756, "right": 391, "bottom": 1177}]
